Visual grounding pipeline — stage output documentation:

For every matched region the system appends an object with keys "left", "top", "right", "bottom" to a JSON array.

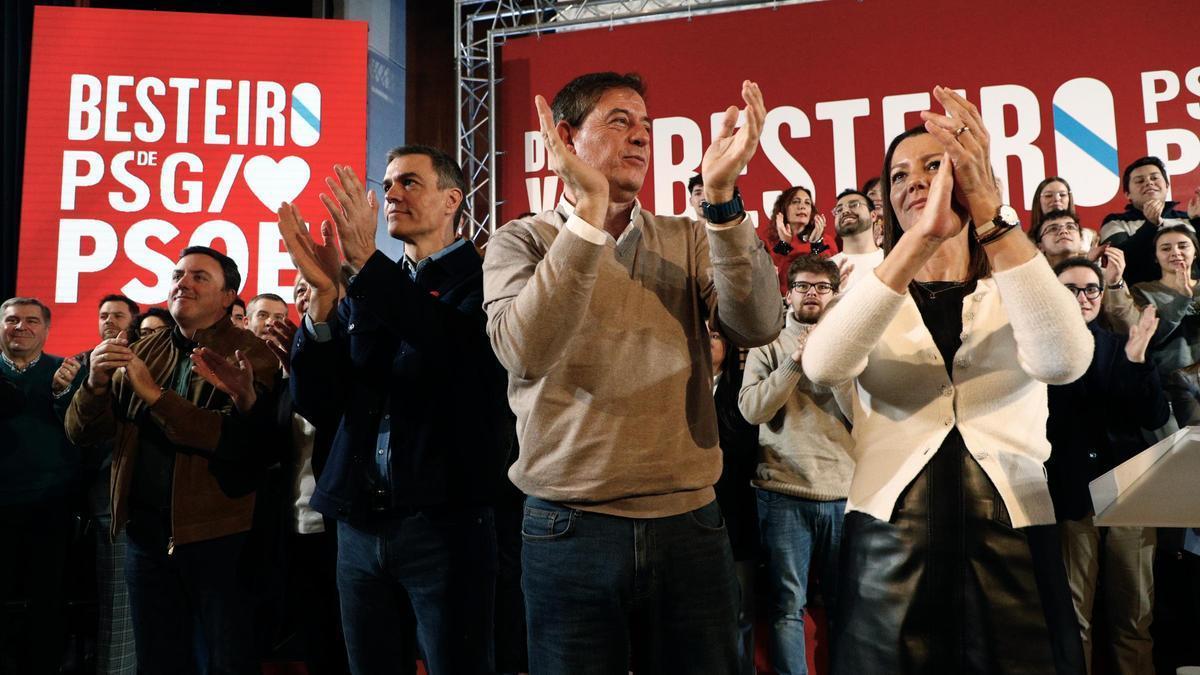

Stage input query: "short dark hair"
[
  {"left": 551, "top": 72, "right": 646, "bottom": 128},
  {"left": 134, "top": 307, "right": 175, "bottom": 333},
  {"left": 97, "top": 294, "right": 139, "bottom": 317},
  {"left": 1052, "top": 256, "right": 1104, "bottom": 290},
  {"left": 385, "top": 144, "right": 468, "bottom": 228},
  {"left": 179, "top": 245, "right": 241, "bottom": 292},
  {"left": 1030, "top": 208, "right": 1079, "bottom": 241},
  {"left": 232, "top": 297, "right": 246, "bottom": 310},
  {"left": 687, "top": 174, "right": 704, "bottom": 193},
  {"left": 0, "top": 297, "right": 51, "bottom": 324},
  {"left": 835, "top": 188, "right": 872, "bottom": 206},
  {"left": 248, "top": 293, "right": 287, "bottom": 308},
  {"left": 1122, "top": 156, "right": 1170, "bottom": 194},
  {"left": 1152, "top": 224, "right": 1200, "bottom": 252},
  {"left": 860, "top": 177, "right": 881, "bottom": 206},
  {"left": 787, "top": 254, "right": 840, "bottom": 291}
]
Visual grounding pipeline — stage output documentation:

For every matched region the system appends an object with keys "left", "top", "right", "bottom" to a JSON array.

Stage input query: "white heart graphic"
[{"left": 243, "top": 155, "right": 311, "bottom": 211}]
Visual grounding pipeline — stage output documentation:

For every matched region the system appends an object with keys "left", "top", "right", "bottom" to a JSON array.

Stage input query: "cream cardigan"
[{"left": 802, "top": 255, "right": 1093, "bottom": 527}]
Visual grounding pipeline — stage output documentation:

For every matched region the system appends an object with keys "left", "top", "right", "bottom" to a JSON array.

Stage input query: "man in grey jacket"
[{"left": 739, "top": 255, "right": 855, "bottom": 675}]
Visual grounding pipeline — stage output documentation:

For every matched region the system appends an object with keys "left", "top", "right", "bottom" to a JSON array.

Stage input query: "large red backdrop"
[
  {"left": 18, "top": 7, "right": 366, "bottom": 355},
  {"left": 497, "top": 0, "right": 1200, "bottom": 236}
]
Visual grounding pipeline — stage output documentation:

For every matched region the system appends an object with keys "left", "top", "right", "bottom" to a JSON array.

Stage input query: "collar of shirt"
[
  {"left": 0, "top": 350, "right": 40, "bottom": 373},
  {"left": 556, "top": 196, "right": 642, "bottom": 245},
  {"left": 401, "top": 237, "right": 470, "bottom": 281}
]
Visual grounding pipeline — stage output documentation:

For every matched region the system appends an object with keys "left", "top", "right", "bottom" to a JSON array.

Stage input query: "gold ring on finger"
[{"left": 954, "top": 125, "right": 970, "bottom": 138}]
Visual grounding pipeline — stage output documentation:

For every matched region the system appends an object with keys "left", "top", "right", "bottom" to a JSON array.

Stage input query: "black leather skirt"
[{"left": 832, "top": 430, "right": 1085, "bottom": 674}]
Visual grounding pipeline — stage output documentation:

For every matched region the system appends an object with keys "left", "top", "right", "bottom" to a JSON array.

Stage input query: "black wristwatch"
[{"left": 701, "top": 188, "right": 746, "bottom": 225}]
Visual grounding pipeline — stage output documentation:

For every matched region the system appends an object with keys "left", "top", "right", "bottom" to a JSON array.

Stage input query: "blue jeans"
[
  {"left": 521, "top": 496, "right": 739, "bottom": 675},
  {"left": 756, "top": 491, "right": 846, "bottom": 675},
  {"left": 123, "top": 512, "right": 255, "bottom": 675},
  {"left": 335, "top": 506, "right": 496, "bottom": 675}
]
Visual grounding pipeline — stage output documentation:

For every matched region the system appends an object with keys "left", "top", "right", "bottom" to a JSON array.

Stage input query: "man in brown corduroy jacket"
[{"left": 66, "top": 245, "right": 278, "bottom": 675}]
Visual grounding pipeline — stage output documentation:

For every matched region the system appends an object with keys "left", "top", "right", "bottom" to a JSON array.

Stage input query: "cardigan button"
[
  {"left": 974, "top": 451, "right": 989, "bottom": 461},
  {"left": 942, "top": 417, "right": 953, "bottom": 426},
  {"left": 940, "top": 384, "right": 953, "bottom": 397}
]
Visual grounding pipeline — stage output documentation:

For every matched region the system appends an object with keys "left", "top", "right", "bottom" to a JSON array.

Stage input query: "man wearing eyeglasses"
[
  {"left": 828, "top": 189, "right": 883, "bottom": 290},
  {"left": 1045, "top": 256, "right": 1166, "bottom": 675},
  {"left": 737, "top": 255, "right": 854, "bottom": 675},
  {"left": 1036, "top": 210, "right": 1140, "bottom": 333}
]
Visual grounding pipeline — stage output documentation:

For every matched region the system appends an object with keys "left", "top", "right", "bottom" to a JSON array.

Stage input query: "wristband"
[{"left": 701, "top": 188, "right": 746, "bottom": 225}]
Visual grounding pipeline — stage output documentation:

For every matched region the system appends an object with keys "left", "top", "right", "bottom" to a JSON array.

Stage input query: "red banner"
[
  {"left": 18, "top": 7, "right": 366, "bottom": 355},
  {"left": 497, "top": 0, "right": 1200, "bottom": 237}
]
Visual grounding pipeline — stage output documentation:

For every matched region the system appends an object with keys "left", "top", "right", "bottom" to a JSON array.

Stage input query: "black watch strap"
[{"left": 701, "top": 188, "right": 745, "bottom": 224}]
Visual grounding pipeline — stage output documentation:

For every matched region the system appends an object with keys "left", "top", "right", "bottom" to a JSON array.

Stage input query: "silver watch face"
[{"left": 998, "top": 205, "right": 1020, "bottom": 227}]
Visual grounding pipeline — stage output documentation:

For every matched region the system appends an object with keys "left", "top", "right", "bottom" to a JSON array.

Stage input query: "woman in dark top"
[{"left": 802, "top": 87, "right": 1091, "bottom": 674}]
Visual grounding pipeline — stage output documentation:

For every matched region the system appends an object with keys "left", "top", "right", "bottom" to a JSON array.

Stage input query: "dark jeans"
[
  {"left": 124, "top": 512, "right": 256, "bottom": 675},
  {"left": 521, "top": 496, "right": 739, "bottom": 675},
  {"left": 0, "top": 501, "right": 71, "bottom": 675},
  {"left": 757, "top": 491, "right": 846, "bottom": 675},
  {"left": 335, "top": 505, "right": 497, "bottom": 675}
]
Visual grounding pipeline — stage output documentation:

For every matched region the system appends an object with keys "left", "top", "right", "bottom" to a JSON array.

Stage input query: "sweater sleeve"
[
  {"left": 802, "top": 269, "right": 907, "bottom": 386},
  {"left": 483, "top": 217, "right": 606, "bottom": 380},
  {"left": 1101, "top": 285, "right": 1140, "bottom": 334},
  {"left": 992, "top": 255, "right": 1093, "bottom": 384},
  {"left": 705, "top": 218, "right": 785, "bottom": 348},
  {"left": 738, "top": 341, "right": 803, "bottom": 425}
]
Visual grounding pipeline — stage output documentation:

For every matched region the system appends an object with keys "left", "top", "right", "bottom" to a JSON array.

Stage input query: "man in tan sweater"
[
  {"left": 738, "top": 255, "right": 854, "bottom": 675},
  {"left": 483, "top": 72, "right": 783, "bottom": 673}
]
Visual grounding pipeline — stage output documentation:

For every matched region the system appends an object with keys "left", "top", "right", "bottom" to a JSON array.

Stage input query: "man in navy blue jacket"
[
  {"left": 278, "top": 146, "right": 511, "bottom": 675},
  {"left": 1046, "top": 257, "right": 1169, "bottom": 675}
]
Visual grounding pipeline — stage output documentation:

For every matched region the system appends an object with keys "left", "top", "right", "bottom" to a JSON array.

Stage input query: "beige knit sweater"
[
  {"left": 738, "top": 313, "right": 855, "bottom": 501},
  {"left": 483, "top": 205, "right": 783, "bottom": 517}
]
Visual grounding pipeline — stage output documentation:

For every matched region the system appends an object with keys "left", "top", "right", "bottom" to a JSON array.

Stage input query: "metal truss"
[{"left": 455, "top": 0, "right": 815, "bottom": 237}]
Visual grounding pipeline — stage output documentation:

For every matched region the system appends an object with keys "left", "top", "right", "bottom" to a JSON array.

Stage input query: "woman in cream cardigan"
[{"left": 802, "top": 86, "right": 1093, "bottom": 674}]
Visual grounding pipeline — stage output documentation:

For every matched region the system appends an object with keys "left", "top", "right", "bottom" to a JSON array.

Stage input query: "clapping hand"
[
  {"left": 534, "top": 94, "right": 609, "bottom": 229},
  {"left": 701, "top": 80, "right": 766, "bottom": 204},
  {"left": 52, "top": 357, "right": 81, "bottom": 396},
  {"left": 920, "top": 86, "right": 1000, "bottom": 227},
  {"left": 806, "top": 213, "right": 827, "bottom": 244},
  {"left": 192, "top": 347, "right": 257, "bottom": 413},
  {"left": 320, "top": 165, "right": 379, "bottom": 270},
  {"left": 87, "top": 331, "right": 132, "bottom": 392},
  {"left": 835, "top": 258, "right": 855, "bottom": 288},
  {"left": 774, "top": 212, "right": 793, "bottom": 244},
  {"left": 123, "top": 356, "right": 162, "bottom": 407},
  {"left": 908, "top": 152, "right": 962, "bottom": 242},
  {"left": 264, "top": 318, "right": 298, "bottom": 374},
  {"left": 1125, "top": 305, "right": 1159, "bottom": 364},
  {"left": 278, "top": 203, "right": 341, "bottom": 322},
  {"left": 1144, "top": 198, "right": 1166, "bottom": 226},
  {"left": 1188, "top": 188, "right": 1200, "bottom": 220},
  {"left": 1086, "top": 244, "right": 1126, "bottom": 287},
  {"left": 1164, "top": 254, "right": 1194, "bottom": 297}
]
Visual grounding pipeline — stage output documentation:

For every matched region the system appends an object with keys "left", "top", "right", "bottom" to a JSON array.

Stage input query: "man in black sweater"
[{"left": 0, "top": 297, "right": 80, "bottom": 674}]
